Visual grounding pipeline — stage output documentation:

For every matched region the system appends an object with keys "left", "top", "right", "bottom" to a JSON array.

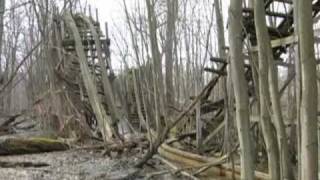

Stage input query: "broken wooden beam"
[
  {"left": 0, "top": 161, "right": 49, "bottom": 168},
  {"left": 243, "top": 7, "right": 292, "bottom": 18}
]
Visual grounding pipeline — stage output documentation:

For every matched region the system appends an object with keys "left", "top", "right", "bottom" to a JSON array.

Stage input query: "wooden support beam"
[
  {"left": 251, "top": 35, "right": 297, "bottom": 51},
  {"left": 62, "top": 39, "right": 107, "bottom": 47},
  {"left": 82, "top": 15, "right": 121, "bottom": 131},
  {"left": 273, "top": 0, "right": 292, "bottom": 4},
  {"left": 204, "top": 67, "right": 227, "bottom": 76},
  {"left": 209, "top": 57, "right": 227, "bottom": 64},
  {"left": 63, "top": 12, "right": 117, "bottom": 142},
  {"left": 243, "top": 7, "right": 292, "bottom": 18}
]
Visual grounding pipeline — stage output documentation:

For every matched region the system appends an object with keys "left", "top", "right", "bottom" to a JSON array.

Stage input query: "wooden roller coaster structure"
[{"left": 39, "top": 0, "right": 320, "bottom": 178}]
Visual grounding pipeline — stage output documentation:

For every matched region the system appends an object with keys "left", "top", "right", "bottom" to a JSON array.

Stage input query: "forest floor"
[
  {"left": 0, "top": 149, "right": 138, "bottom": 180},
  {"left": 0, "top": 116, "right": 186, "bottom": 180},
  {"left": 0, "top": 134, "right": 181, "bottom": 180}
]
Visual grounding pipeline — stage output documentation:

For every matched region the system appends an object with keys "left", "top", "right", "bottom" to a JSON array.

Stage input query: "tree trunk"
[
  {"left": 296, "top": 0, "right": 319, "bottom": 179},
  {"left": 293, "top": 0, "right": 302, "bottom": 179},
  {"left": 228, "top": 0, "right": 254, "bottom": 179},
  {"left": 254, "top": 0, "right": 292, "bottom": 179},
  {"left": 254, "top": 1, "right": 280, "bottom": 179},
  {"left": 165, "top": 0, "right": 177, "bottom": 114},
  {"left": 0, "top": 0, "right": 4, "bottom": 74},
  {"left": 145, "top": 0, "right": 166, "bottom": 124}
]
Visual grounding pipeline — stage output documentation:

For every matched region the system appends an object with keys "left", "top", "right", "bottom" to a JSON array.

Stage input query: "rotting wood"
[
  {"left": 0, "top": 137, "right": 69, "bottom": 156},
  {"left": 0, "top": 161, "right": 49, "bottom": 168}
]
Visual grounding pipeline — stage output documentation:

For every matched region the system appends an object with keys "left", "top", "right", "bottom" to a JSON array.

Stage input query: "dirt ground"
[
  {"left": 0, "top": 117, "right": 190, "bottom": 180},
  {"left": 0, "top": 149, "right": 142, "bottom": 180}
]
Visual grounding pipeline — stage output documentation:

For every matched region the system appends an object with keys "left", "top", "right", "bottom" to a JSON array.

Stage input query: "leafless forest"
[{"left": 0, "top": 0, "right": 319, "bottom": 179}]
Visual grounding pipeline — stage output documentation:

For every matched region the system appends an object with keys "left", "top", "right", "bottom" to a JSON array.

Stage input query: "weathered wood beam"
[
  {"left": 82, "top": 15, "right": 121, "bottom": 131},
  {"left": 209, "top": 57, "right": 227, "bottom": 64},
  {"left": 273, "top": 0, "right": 292, "bottom": 4},
  {"left": 63, "top": 12, "right": 116, "bottom": 141},
  {"left": 243, "top": 7, "right": 292, "bottom": 18},
  {"left": 62, "top": 39, "right": 107, "bottom": 47},
  {"left": 251, "top": 35, "right": 297, "bottom": 51},
  {"left": 204, "top": 67, "right": 227, "bottom": 76}
]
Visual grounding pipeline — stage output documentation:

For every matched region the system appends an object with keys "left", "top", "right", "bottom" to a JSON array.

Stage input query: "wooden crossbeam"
[
  {"left": 273, "top": 0, "right": 292, "bottom": 4},
  {"left": 251, "top": 35, "right": 297, "bottom": 51},
  {"left": 251, "top": 34, "right": 320, "bottom": 52},
  {"left": 209, "top": 57, "right": 227, "bottom": 64},
  {"left": 243, "top": 7, "right": 292, "bottom": 18},
  {"left": 204, "top": 67, "right": 227, "bottom": 76}
]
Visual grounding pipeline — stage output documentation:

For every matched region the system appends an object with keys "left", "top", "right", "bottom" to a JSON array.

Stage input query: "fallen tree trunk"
[
  {"left": 0, "top": 161, "right": 49, "bottom": 168},
  {"left": 0, "top": 137, "right": 69, "bottom": 155}
]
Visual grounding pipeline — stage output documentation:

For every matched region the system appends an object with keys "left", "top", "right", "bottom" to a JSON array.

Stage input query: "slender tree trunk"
[
  {"left": 293, "top": 0, "right": 302, "bottom": 179},
  {"left": 254, "top": 0, "right": 292, "bottom": 179},
  {"left": 214, "top": 0, "right": 230, "bottom": 154},
  {"left": 296, "top": 0, "right": 319, "bottom": 179},
  {"left": 165, "top": 0, "right": 177, "bottom": 114},
  {"left": 0, "top": 0, "right": 4, "bottom": 73},
  {"left": 254, "top": 1, "right": 280, "bottom": 179},
  {"left": 228, "top": 0, "right": 254, "bottom": 179},
  {"left": 145, "top": 0, "right": 166, "bottom": 124}
]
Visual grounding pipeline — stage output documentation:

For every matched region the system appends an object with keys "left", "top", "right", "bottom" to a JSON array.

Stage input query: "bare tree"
[
  {"left": 295, "top": 0, "right": 319, "bottom": 179},
  {"left": 164, "top": 0, "right": 177, "bottom": 114},
  {"left": 228, "top": 0, "right": 254, "bottom": 179},
  {"left": 254, "top": 0, "right": 291, "bottom": 179}
]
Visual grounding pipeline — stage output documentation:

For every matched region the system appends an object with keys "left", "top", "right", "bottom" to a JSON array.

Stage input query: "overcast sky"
[
  {"left": 83, "top": 0, "right": 229, "bottom": 72},
  {"left": 86, "top": 0, "right": 123, "bottom": 23}
]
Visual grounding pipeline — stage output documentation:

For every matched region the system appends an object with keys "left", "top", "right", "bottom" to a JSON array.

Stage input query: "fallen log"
[
  {"left": 0, "top": 161, "right": 49, "bottom": 168},
  {"left": 0, "top": 137, "right": 69, "bottom": 156}
]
